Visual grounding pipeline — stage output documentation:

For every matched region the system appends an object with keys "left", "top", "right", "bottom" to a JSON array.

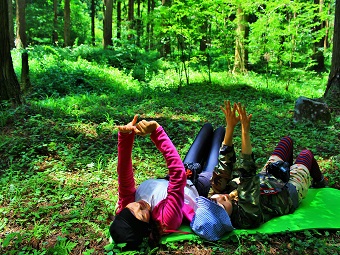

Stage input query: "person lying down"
[{"left": 109, "top": 101, "right": 327, "bottom": 250}]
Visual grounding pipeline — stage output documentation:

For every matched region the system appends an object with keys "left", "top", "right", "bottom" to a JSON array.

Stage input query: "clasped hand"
[{"left": 117, "top": 114, "right": 160, "bottom": 136}]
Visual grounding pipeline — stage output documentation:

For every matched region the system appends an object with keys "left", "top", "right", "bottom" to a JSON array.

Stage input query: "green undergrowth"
[{"left": 0, "top": 47, "right": 339, "bottom": 254}]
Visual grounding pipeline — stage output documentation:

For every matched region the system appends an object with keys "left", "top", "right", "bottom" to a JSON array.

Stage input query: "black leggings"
[{"left": 183, "top": 123, "right": 225, "bottom": 197}]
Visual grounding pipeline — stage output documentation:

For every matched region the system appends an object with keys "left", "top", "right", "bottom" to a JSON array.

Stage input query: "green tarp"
[{"left": 162, "top": 188, "right": 340, "bottom": 243}]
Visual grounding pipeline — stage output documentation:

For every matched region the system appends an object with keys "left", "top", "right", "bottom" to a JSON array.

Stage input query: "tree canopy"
[{"left": 18, "top": 0, "right": 336, "bottom": 74}]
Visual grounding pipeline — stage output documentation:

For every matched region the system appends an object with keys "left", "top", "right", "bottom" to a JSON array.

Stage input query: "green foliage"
[
  {"left": 105, "top": 43, "right": 162, "bottom": 81},
  {"left": 2, "top": 232, "right": 23, "bottom": 249},
  {"left": 19, "top": 0, "right": 334, "bottom": 79},
  {"left": 1, "top": 47, "right": 339, "bottom": 254},
  {"left": 26, "top": 0, "right": 55, "bottom": 45},
  {"left": 247, "top": 1, "right": 332, "bottom": 74},
  {"left": 23, "top": 45, "right": 163, "bottom": 83},
  {"left": 70, "top": 0, "right": 92, "bottom": 45},
  {"left": 47, "top": 237, "right": 77, "bottom": 254},
  {"left": 25, "top": 0, "right": 91, "bottom": 46}
]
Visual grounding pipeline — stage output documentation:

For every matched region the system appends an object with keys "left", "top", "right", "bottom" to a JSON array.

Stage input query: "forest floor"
[{"left": 1, "top": 51, "right": 340, "bottom": 254}]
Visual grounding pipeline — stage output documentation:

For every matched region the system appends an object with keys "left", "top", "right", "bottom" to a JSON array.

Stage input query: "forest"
[{"left": 1, "top": 0, "right": 340, "bottom": 254}]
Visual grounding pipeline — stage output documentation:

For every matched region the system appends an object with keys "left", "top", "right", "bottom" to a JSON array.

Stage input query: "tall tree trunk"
[
  {"left": 53, "top": 0, "right": 58, "bottom": 45},
  {"left": 15, "top": 0, "right": 26, "bottom": 49},
  {"left": 8, "top": 0, "right": 14, "bottom": 49},
  {"left": 21, "top": 51, "right": 31, "bottom": 93},
  {"left": 117, "top": 0, "right": 121, "bottom": 40},
  {"left": 15, "top": 0, "right": 31, "bottom": 92},
  {"left": 311, "top": 0, "right": 326, "bottom": 72},
  {"left": 103, "top": 0, "right": 113, "bottom": 48},
  {"left": 136, "top": 0, "right": 141, "bottom": 46},
  {"left": 64, "top": 0, "right": 71, "bottom": 47},
  {"left": 146, "top": 0, "right": 154, "bottom": 50},
  {"left": 160, "top": 0, "right": 171, "bottom": 57},
  {"left": 0, "top": 0, "right": 22, "bottom": 105},
  {"left": 200, "top": 21, "right": 208, "bottom": 51},
  {"left": 162, "top": 0, "right": 171, "bottom": 6},
  {"left": 324, "top": 1, "right": 331, "bottom": 50},
  {"left": 233, "top": 6, "right": 249, "bottom": 74},
  {"left": 128, "top": 0, "right": 134, "bottom": 40},
  {"left": 323, "top": 0, "right": 340, "bottom": 108},
  {"left": 91, "top": 0, "right": 95, "bottom": 46}
]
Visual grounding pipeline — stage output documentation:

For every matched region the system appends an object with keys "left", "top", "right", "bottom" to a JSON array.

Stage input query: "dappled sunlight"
[
  {"left": 0, "top": 164, "right": 118, "bottom": 252},
  {"left": 2, "top": 43, "right": 339, "bottom": 254},
  {"left": 68, "top": 122, "right": 99, "bottom": 138}
]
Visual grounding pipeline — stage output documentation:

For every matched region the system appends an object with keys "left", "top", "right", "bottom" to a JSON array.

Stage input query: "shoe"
[
  {"left": 184, "top": 162, "right": 201, "bottom": 184},
  {"left": 312, "top": 175, "right": 329, "bottom": 188}
]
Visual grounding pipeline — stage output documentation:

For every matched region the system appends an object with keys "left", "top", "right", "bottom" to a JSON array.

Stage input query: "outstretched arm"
[
  {"left": 236, "top": 102, "right": 252, "bottom": 155},
  {"left": 136, "top": 119, "right": 187, "bottom": 231},
  {"left": 220, "top": 100, "right": 240, "bottom": 147},
  {"left": 211, "top": 101, "right": 239, "bottom": 194},
  {"left": 116, "top": 115, "right": 140, "bottom": 212},
  {"left": 230, "top": 103, "right": 263, "bottom": 228}
]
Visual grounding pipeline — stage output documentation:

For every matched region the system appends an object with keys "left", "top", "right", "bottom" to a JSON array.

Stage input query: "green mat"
[{"left": 161, "top": 188, "right": 340, "bottom": 243}]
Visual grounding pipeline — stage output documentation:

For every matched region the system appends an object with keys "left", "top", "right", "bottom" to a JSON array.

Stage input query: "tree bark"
[
  {"left": 200, "top": 21, "right": 208, "bottom": 52},
  {"left": 103, "top": 0, "right": 113, "bottom": 48},
  {"left": 64, "top": 0, "right": 71, "bottom": 47},
  {"left": 0, "top": 0, "right": 22, "bottom": 105},
  {"left": 21, "top": 51, "right": 31, "bottom": 93},
  {"left": 15, "top": 0, "right": 31, "bottom": 92},
  {"left": 160, "top": 0, "right": 171, "bottom": 57},
  {"left": 146, "top": 0, "right": 155, "bottom": 50},
  {"left": 162, "top": 0, "right": 171, "bottom": 6},
  {"left": 53, "top": 0, "right": 58, "bottom": 45},
  {"left": 324, "top": 1, "right": 331, "bottom": 50},
  {"left": 311, "top": 0, "right": 326, "bottom": 72},
  {"left": 91, "top": 0, "right": 95, "bottom": 46},
  {"left": 329, "top": 0, "right": 340, "bottom": 77},
  {"left": 323, "top": 0, "right": 340, "bottom": 108},
  {"left": 117, "top": 0, "right": 121, "bottom": 40},
  {"left": 136, "top": 0, "right": 142, "bottom": 46},
  {"left": 128, "top": 0, "right": 134, "bottom": 40},
  {"left": 8, "top": 0, "right": 14, "bottom": 49},
  {"left": 233, "top": 6, "right": 249, "bottom": 74},
  {"left": 15, "top": 0, "right": 26, "bottom": 49}
]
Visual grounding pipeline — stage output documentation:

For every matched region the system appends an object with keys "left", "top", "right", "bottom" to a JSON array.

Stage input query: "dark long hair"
[{"left": 148, "top": 217, "right": 162, "bottom": 248}]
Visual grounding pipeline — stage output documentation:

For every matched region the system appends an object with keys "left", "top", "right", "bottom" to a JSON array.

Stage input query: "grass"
[{"left": 1, "top": 46, "right": 340, "bottom": 254}]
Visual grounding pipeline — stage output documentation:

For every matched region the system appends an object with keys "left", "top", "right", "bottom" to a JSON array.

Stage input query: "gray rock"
[{"left": 294, "top": 96, "right": 331, "bottom": 124}]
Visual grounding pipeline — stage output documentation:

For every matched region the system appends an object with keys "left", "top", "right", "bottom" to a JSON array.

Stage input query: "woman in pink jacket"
[{"left": 109, "top": 114, "right": 233, "bottom": 250}]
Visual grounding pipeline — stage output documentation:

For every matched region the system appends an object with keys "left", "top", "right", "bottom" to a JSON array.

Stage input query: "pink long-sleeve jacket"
[{"left": 116, "top": 126, "right": 196, "bottom": 233}]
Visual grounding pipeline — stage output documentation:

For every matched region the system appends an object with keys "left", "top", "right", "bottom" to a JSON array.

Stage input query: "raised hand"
[
  {"left": 236, "top": 102, "right": 252, "bottom": 133},
  {"left": 220, "top": 100, "right": 239, "bottom": 147},
  {"left": 220, "top": 100, "right": 240, "bottom": 128},
  {"left": 236, "top": 102, "right": 253, "bottom": 155},
  {"left": 117, "top": 114, "right": 139, "bottom": 133},
  {"left": 135, "top": 120, "right": 160, "bottom": 136}
]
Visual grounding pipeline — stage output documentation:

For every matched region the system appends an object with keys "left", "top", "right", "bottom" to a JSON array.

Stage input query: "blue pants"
[{"left": 183, "top": 123, "right": 225, "bottom": 197}]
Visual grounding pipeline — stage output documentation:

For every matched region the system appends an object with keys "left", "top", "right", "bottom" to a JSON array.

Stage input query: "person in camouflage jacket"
[{"left": 210, "top": 101, "right": 328, "bottom": 229}]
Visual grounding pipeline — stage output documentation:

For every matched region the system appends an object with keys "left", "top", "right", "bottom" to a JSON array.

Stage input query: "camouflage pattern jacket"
[{"left": 211, "top": 145, "right": 295, "bottom": 229}]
